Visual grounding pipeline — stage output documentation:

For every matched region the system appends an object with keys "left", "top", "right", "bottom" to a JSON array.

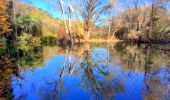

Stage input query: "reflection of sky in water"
[{"left": 11, "top": 48, "right": 170, "bottom": 100}]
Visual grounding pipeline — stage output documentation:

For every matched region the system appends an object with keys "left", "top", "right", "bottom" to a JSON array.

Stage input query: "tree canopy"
[{"left": 0, "top": 0, "right": 11, "bottom": 35}]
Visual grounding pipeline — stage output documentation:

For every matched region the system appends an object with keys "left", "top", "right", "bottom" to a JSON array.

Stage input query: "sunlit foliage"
[{"left": 0, "top": 0, "right": 11, "bottom": 35}]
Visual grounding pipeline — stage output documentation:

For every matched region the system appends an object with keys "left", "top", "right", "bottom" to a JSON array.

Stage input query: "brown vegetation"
[
  {"left": 0, "top": 0, "right": 11, "bottom": 35},
  {"left": 112, "top": 0, "right": 170, "bottom": 42}
]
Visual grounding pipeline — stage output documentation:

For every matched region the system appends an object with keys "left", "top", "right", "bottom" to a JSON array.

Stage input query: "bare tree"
[
  {"left": 12, "top": 0, "right": 18, "bottom": 39},
  {"left": 107, "top": 0, "right": 117, "bottom": 39},
  {"left": 76, "top": 0, "right": 111, "bottom": 40},
  {"left": 149, "top": 0, "right": 170, "bottom": 39},
  {"left": 47, "top": 0, "right": 83, "bottom": 44}
]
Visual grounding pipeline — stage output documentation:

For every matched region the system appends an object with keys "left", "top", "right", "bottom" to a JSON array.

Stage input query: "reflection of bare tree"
[
  {"left": 27, "top": 43, "right": 170, "bottom": 99},
  {"left": 10, "top": 43, "right": 170, "bottom": 99},
  {"left": 50, "top": 46, "right": 79, "bottom": 99},
  {"left": 44, "top": 43, "right": 170, "bottom": 99},
  {"left": 79, "top": 48, "right": 124, "bottom": 99},
  {"left": 112, "top": 43, "right": 170, "bottom": 72},
  {"left": 143, "top": 66, "right": 170, "bottom": 100},
  {"left": 46, "top": 43, "right": 125, "bottom": 99},
  {"left": 110, "top": 43, "right": 170, "bottom": 99},
  {"left": 50, "top": 49, "right": 72, "bottom": 99}
]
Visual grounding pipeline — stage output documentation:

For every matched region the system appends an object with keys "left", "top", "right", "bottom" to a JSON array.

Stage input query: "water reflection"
[{"left": 0, "top": 43, "right": 170, "bottom": 99}]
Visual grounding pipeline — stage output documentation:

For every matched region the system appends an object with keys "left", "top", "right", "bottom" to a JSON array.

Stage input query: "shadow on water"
[{"left": 0, "top": 42, "right": 170, "bottom": 99}]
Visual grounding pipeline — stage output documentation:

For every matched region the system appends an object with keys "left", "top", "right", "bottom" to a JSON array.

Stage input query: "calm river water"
[{"left": 0, "top": 43, "right": 170, "bottom": 100}]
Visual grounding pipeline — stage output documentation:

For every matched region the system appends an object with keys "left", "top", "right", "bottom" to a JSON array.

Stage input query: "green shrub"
[
  {"left": 17, "top": 33, "right": 41, "bottom": 51},
  {"left": 40, "top": 36, "right": 58, "bottom": 44},
  {"left": 18, "top": 33, "right": 33, "bottom": 45},
  {"left": 114, "top": 28, "right": 128, "bottom": 40},
  {"left": 0, "top": 36, "right": 6, "bottom": 47}
]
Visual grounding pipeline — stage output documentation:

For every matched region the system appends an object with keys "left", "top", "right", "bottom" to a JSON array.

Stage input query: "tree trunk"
[
  {"left": 84, "top": 31, "right": 90, "bottom": 41},
  {"left": 68, "top": 1, "right": 74, "bottom": 46},
  {"left": 12, "top": 0, "right": 17, "bottom": 39}
]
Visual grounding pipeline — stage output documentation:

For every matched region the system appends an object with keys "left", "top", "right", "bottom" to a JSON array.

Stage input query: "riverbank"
[
  {"left": 66, "top": 38, "right": 170, "bottom": 45},
  {"left": 74, "top": 38, "right": 123, "bottom": 43}
]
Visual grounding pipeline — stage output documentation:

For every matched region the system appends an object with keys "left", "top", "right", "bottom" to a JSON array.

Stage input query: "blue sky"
[
  {"left": 19, "top": 0, "right": 170, "bottom": 19},
  {"left": 20, "top": 0, "right": 63, "bottom": 18},
  {"left": 19, "top": 0, "right": 128, "bottom": 18}
]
